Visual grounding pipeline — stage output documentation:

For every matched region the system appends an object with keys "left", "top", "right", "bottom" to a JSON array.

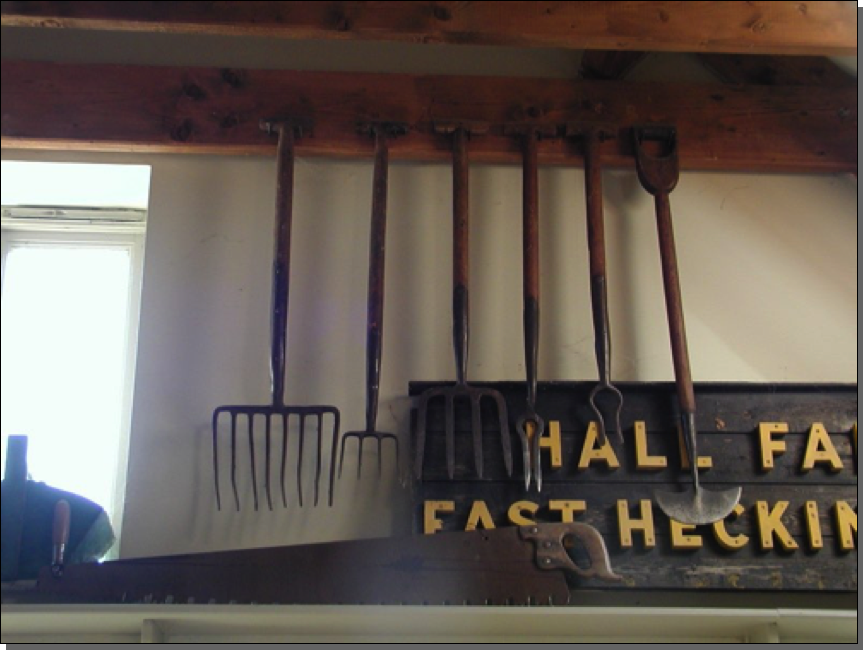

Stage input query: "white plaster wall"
[
  {"left": 1, "top": 31, "right": 857, "bottom": 561},
  {"left": 5, "top": 147, "right": 855, "bottom": 558}
]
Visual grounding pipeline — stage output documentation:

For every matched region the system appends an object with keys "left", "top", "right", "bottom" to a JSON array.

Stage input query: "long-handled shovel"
[{"left": 632, "top": 125, "right": 741, "bottom": 525}]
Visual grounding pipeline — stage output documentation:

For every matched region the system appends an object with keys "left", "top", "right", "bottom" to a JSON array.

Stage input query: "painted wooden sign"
[{"left": 410, "top": 382, "right": 857, "bottom": 592}]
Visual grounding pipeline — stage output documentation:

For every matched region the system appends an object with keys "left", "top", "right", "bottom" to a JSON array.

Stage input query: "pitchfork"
[
  {"left": 212, "top": 119, "right": 341, "bottom": 511},
  {"left": 338, "top": 123, "right": 406, "bottom": 479},
  {"left": 414, "top": 125, "right": 513, "bottom": 481}
]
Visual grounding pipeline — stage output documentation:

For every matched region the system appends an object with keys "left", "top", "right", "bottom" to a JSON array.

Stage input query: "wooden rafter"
[
  {"left": 698, "top": 53, "right": 856, "bottom": 87},
  {"left": 1, "top": 60, "right": 856, "bottom": 173},
  {"left": 579, "top": 51, "right": 648, "bottom": 81},
  {"left": 0, "top": 1, "right": 857, "bottom": 57}
]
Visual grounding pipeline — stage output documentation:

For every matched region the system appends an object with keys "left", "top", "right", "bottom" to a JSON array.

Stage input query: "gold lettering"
[
  {"left": 713, "top": 504, "right": 749, "bottom": 551},
  {"left": 670, "top": 519, "right": 703, "bottom": 550},
  {"left": 634, "top": 421, "right": 667, "bottom": 470},
  {"left": 423, "top": 501, "right": 455, "bottom": 535},
  {"left": 507, "top": 500, "right": 539, "bottom": 526},
  {"left": 578, "top": 422, "right": 621, "bottom": 470},
  {"left": 465, "top": 500, "right": 496, "bottom": 531},
  {"left": 834, "top": 501, "right": 857, "bottom": 552},
  {"left": 678, "top": 425, "right": 712, "bottom": 469},
  {"left": 801, "top": 423, "right": 843, "bottom": 472},
  {"left": 617, "top": 500, "right": 656, "bottom": 549},
  {"left": 548, "top": 500, "right": 587, "bottom": 523},
  {"left": 542, "top": 421, "right": 564, "bottom": 469},
  {"left": 758, "top": 422, "right": 789, "bottom": 471},
  {"left": 804, "top": 501, "right": 824, "bottom": 550},
  {"left": 756, "top": 501, "right": 798, "bottom": 551}
]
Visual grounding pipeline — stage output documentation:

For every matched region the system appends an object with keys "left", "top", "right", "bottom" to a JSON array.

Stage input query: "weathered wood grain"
[
  {"left": 1, "top": 1, "right": 857, "bottom": 56},
  {"left": 1, "top": 61, "right": 857, "bottom": 173}
]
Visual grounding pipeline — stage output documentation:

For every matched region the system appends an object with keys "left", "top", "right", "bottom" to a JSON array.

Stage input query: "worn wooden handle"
[
  {"left": 271, "top": 124, "right": 295, "bottom": 408},
  {"left": 655, "top": 192, "right": 696, "bottom": 415}
]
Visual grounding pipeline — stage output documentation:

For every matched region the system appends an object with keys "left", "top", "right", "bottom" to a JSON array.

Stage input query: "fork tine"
[
  {"left": 470, "top": 395, "right": 484, "bottom": 478},
  {"left": 414, "top": 397, "right": 429, "bottom": 479},
  {"left": 212, "top": 410, "right": 222, "bottom": 511},
  {"left": 264, "top": 413, "right": 273, "bottom": 511},
  {"left": 313, "top": 413, "right": 324, "bottom": 507},
  {"left": 328, "top": 410, "right": 340, "bottom": 507},
  {"left": 491, "top": 392, "right": 513, "bottom": 477},
  {"left": 296, "top": 414, "right": 306, "bottom": 508},
  {"left": 248, "top": 413, "right": 259, "bottom": 511},
  {"left": 445, "top": 393, "right": 456, "bottom": 479},
  {"left": 280, "top": 413, "right": 289, "bottom": 508},
  {"left": 338, "top": 432, "right": 353, "bottom": 480},
  {"left": 516, "top": 420, "right": 531, "bottom": 491},
  {"left": 230, "top": 412, "right": 240, "bottom": 512}
]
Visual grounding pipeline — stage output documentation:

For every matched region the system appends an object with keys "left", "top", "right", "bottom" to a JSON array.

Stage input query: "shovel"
[{"left": 632, "top": 125, "right": 741, "bottom": 526}]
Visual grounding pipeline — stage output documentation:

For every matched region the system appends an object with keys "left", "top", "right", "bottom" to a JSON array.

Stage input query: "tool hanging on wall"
[
  {"left": 510, "top": 126, "right": 556, "bottom": 492},
  {"left": 339, "top": 123, "right": 406, "bottom": 479},
  {"left": 29, "top": 522, "right": 620, "bottom": 606},
  {"left": 212, "top": 119, "right": 341, "bottom": 511},
  {"left": 569, "top": 125, "right": 625, "bottom": 444},
  {"left": 632, "top": 125, "right": 742, "bottom": 525},
  {"left": 414, "top": 124, "right": 513, "bottom": 481}
]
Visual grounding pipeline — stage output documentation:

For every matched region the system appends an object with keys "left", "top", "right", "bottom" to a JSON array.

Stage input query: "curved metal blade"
[{"left": 655, "top": 486, "right": 743, "bottom": 526}]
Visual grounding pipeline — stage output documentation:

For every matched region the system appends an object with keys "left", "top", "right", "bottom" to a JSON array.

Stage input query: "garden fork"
[
  {"left": 212, "top": 118, "right": 341, "bottom": 511},
  {"left": 414, "top": 125, "right": 512, "bottom": 481},
  {"left": 338, "top": 122, "right": 406, "bottom": 479}
]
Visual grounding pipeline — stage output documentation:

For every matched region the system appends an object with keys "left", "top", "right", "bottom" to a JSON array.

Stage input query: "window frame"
[{"left": 1, "top": 219, "right": 146, "bottom": 553}]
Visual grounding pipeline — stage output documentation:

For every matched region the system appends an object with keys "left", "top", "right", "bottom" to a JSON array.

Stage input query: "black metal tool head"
[
  {"left": 338, "top": 428, "right": 399, "bottom": 480},
  {"left": 515, "top": 409, "right": 545, "bottom": 493},
  {"left": 414, "top": 383, "right": 512, "bottom": 481},
  {"left": 212, "top": 404, "right": 340, "bottom": 511},
  {"left": 632, "top": 125, "right": 680, "bottom": 196}
]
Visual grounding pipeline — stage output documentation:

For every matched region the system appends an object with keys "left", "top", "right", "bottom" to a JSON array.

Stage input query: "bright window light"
[
  {"left": 1, "top": 245, "right": 132, "bottom": 510},
  {"left": 1, "top": 160, "right": 149, "bottom": 544}
]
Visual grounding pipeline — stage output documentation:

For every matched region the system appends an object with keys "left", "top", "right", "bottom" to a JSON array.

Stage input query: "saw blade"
[{"left": 34, "top": 523, "right": 619, "bottom": 606}]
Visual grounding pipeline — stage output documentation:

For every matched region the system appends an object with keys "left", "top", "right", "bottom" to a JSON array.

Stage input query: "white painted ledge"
[{"left": 1, "top": 605, "right": 857, "bottom": 643}]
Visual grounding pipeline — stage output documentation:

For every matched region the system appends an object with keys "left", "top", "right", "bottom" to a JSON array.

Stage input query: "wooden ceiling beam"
[
  {"left": 0, "top": 1, "right": 857, "bottom": 57},
  {"left": 579, "top": 51, "right": 648, "bottom": 81},
  {"left": 1, "top": 60, "right": 855, "bottom": 174},
  {"left": 698, "top": 53, "right": 856, "bottom": 87}
]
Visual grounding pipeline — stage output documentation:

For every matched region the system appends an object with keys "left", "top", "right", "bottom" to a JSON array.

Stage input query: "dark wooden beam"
[
  {"left": 699, "top": 54, "right": 856, "bottom": 87},
  {"left": 1, "top": 60, "right": 856, "bottom": 173},
  {"left": 579, "top": 51, "right": 648, "bottom": 81},
  {"left": 0, "top": 1, "right": 857, "bottom": 56}
]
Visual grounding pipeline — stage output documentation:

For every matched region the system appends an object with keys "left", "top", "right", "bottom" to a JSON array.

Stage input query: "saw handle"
[{"left": 520, "top": 522, "right": 622, "bottom": 583}]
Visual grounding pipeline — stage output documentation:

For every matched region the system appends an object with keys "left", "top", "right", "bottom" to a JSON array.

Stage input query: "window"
[{"left": 1, "top": 161, "right": 150, "bottom": 548}]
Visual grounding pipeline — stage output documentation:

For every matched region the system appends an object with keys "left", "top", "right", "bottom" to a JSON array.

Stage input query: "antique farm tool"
[
  {"left": 31, "top": 522, "right": 621, "bottom": 606},
  {"left": 339, "top": 123, "right": 406, "bottom": 479},
  {"left": 212, "top": 119, "right": 340, "bottom": 511},
  {"left": 415, "top": 125, "right": 512, "bottom": 481},
  {"left": 510, "top": 126, "right": 556, "bottom": 492},
  {"left": 632, "top": 125, "right": 741, "bottom": 525},
  {"left": 570, "top": 125, "right": 624, "bottom": 444}
]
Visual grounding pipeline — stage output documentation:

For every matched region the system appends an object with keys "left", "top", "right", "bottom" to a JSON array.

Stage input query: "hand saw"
[{"left": 31, "top": 523, "right": 621, "bottom": 606}]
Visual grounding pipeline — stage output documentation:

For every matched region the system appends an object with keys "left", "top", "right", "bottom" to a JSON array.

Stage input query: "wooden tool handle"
[
  {"left": 271, "top": 124, "right": 295, "bottom": 408},
  {"left": 522, "top": 131, "right": 540, "bottom": 407},
  {"left": 52, "top": 499, "right": 71, "bottom": 575},
  {"left": 655, "top": 192, "right": 696, "bottom": 415},
  {"left": 365, "top": 127, "right": 389, "bottom": 431},
  {"left": 452, "top": 127, "right": 470, "bottom": 385}
]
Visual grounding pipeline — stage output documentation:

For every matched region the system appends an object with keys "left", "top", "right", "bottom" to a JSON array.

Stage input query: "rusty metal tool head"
[
  {"left": 567, "top": 124, "right": 624, "bottom": 445},
  {"left": 212, "top": 118, "right": 341, "bottom": 511},
  {"left": 414, "top": 125, "right": 512, "bottom": 481},
  {"left": 632, "top": 125, "right": 742, "bottom": 525},
  {"left": 338, "top": 122, "right": 407, "bottom": 479}
]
